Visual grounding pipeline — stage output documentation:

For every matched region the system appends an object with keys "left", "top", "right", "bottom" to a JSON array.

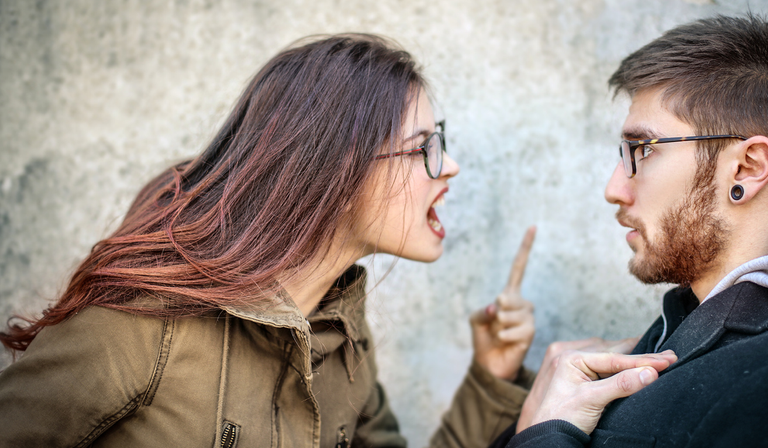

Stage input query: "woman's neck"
[{"left": 279, "top": 241, "right": 366, "bottom": 317}]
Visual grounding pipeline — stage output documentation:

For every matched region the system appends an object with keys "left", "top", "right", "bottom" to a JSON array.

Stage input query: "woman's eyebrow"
[{"left": 403, "top": 128, "right": 430, "bottom": 143}]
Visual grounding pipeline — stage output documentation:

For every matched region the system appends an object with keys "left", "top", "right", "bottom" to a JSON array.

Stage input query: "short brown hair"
[{"left": 609, "top": 14, "right": 768, "bottom": 164}]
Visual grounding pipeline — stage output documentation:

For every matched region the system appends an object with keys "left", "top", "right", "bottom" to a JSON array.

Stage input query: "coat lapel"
[
  {"left": 723, "top": 282, "right": 768, "bottom": 333},
  {"left": 658, "top": 282, "right": 768, "bottom": 371}
]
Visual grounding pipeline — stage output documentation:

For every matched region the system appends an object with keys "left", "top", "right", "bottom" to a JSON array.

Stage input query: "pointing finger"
[{"left": 504, "top": 226, "right": 537, "bottom": 294}]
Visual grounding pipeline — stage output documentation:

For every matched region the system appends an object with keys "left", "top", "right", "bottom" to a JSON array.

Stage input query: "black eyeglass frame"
[
  {"left": 375, "top": 120, "right": 446, "bottom": 179},
  {"left": 620, "top": 134, "right": 747, "bottom": 178}
]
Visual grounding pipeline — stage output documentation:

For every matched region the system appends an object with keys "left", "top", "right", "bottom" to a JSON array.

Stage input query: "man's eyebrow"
[{"left": 621, "top": 125, "right": 666, "bottom": 141}]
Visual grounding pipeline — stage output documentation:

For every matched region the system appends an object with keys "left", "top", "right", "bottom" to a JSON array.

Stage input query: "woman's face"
[{"left": 356, "top": 89, "right": 460, "bottom": 262}]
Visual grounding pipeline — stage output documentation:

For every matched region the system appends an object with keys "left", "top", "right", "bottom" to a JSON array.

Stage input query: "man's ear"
[{"left": 731, "top": 136, "right": 768, "bottom": 203}]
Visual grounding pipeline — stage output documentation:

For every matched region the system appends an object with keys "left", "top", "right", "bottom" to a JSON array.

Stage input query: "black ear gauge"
[{"left": 731, "top": 184, "right": 745, "bottom": 201}]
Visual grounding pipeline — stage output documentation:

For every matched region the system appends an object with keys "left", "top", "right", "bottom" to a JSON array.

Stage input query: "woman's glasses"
[{"left": 376, "top": 121, "right": 446, "bottom": 179}]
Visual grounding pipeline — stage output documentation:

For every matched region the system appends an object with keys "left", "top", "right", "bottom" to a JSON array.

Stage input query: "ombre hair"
[{"left": 2, "top": 34, "right": 426, "bottom": 352}]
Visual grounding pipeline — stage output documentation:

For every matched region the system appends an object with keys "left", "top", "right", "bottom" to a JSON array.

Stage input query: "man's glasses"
[
  {"left": 376, "top": 120, "right": 446, "bottom": 179},
  {"left": 620, "top": 134, "right": 747, "bottom": 178}
]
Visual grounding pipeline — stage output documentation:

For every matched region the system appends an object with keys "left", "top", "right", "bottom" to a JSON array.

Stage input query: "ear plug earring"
[{"left": 731, "top": 184, "right": 745, "bottom": 201}]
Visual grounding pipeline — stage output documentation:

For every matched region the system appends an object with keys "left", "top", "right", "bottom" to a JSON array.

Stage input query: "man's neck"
[
  {"left": 690, "top": 269, "right": 728, "bottom": 302},
  {"left": 691, "top": 250, "right": 768, "bottom": 302}
]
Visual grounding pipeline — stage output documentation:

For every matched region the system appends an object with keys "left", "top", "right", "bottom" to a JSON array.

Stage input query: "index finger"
[
  {"left": 576, "top": 351, "right": 677, "bottom": 380},
  {"left": 505, "top": 226, "right": 537, "bottom": 292}
]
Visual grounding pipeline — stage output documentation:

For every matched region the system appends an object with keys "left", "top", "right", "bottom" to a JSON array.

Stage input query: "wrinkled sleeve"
[
  {"left": 428, "top": 361, "right": 536, "bottom": 448},
  {"left": 0, "top": 306, "right": 164, "bottom": 447},
  {"left": 351, "top": 292, "right": 534, "bottom": 448},
  {"left": 352, "top": 361, "right": 534, "bottom": 448}
]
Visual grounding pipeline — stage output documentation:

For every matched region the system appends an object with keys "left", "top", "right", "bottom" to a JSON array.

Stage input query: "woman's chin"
[{"left": 401, "top": 244, "right": 444, "bottom": 263}]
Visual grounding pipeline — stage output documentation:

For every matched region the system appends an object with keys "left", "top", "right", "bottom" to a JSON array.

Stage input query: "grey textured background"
[{"left": 2, "top": 0, "right": 765, "bottom": 445}]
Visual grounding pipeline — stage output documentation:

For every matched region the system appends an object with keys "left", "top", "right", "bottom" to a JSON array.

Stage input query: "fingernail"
[
  {"left": 485, "top": 304, "right": 496, "bottom": 316},
  {"left": 660, "top": 350, "right": 678, "bottom": 360},
  {"left": 639, "top": 368, "right": 654, "bottom": 385}
]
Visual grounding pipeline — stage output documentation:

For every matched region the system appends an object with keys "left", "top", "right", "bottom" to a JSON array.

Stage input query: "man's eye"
[{"left": 638, "top": 145, "right": 654, "bottom": 160}]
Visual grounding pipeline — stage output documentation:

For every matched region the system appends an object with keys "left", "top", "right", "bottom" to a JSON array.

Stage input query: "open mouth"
[{"left": 428, "top": 193, "right": 446, "bottom": 238}]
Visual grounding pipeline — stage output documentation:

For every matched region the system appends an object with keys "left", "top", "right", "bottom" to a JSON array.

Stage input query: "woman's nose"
[{"left": 440, "top": 152, "right": 460, "bottom": 179}]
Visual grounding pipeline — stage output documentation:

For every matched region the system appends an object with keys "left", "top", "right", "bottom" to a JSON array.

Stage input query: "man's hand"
[
  {"left": 517, "top": 337, "right": 640, "bottom": 433},
  {"left": 526, "top": 349, "right": 677, "bottom": 435},
  {"left": 470, "top": 226, "right": 536, "bottom": 381}
]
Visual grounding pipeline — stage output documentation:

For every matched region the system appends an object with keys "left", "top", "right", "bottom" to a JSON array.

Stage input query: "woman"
[{"left": 0, "top": 34, "right": 535, "bottom": 447}]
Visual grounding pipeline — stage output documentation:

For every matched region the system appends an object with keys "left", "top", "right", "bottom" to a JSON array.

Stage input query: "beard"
[{"left": 619, "top": 168, "right": 729, "bottom": 287}]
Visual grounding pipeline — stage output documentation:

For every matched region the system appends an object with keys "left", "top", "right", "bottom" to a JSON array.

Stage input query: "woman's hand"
[
  {"left": 470, "top": 226, "right": 536, "bottom": 381},
  {"left": 524, "top": 349, "right": 677, "bottom": 435},
  {"left": 517, "top": 336, "right": 640, "bottom": 433}
]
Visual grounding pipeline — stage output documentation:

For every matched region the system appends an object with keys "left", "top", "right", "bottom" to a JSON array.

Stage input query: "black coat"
[{"left": 499, "top": 282, "right": 768, "bottom": 447}]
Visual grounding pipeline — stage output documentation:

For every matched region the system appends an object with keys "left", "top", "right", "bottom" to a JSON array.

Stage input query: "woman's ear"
[{"left": 731, "top": 136, "right": 768, "bottom": 203}]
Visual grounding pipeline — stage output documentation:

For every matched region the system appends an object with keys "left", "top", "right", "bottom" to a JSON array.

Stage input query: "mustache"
[{"left": 615, "top": 209, "right": 646, "bottom": 237}]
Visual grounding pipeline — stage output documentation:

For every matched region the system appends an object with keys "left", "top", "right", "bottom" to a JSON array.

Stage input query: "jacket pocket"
[
  {"left": 591, "top": 428, "right": 655, "bottom": 447},
  {"left": 219, "top": 420, "right": 240, "bottom": 448}
]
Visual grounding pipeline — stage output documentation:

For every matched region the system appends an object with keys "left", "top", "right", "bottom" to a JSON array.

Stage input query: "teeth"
[
  {"left": 432, "top": 196, "right": 445, "bottom": 207},
  {"left": 428, "top": 218, "right": 443, "bottom": 232}
]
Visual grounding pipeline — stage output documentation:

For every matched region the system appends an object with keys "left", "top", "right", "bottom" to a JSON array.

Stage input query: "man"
[{"left": 499, "top": 14, "right": 768, "bottom": 447}]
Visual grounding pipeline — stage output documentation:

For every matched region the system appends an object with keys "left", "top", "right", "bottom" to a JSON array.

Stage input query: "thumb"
[
  {"left": 469, "top": 303, "right": 497, "bottom": 327},
  {"left": 590, "top": 367, "right": 659, "bottom": 407}
]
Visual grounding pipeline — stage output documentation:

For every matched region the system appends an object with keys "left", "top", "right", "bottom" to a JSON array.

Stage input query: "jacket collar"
[
  {"left": 308, "top": 264, "right": 367, "bottom": 340},
  {"left": 221, "top": 288, "right": 309, "bottom": 332},
  {"left": 220, "top": 264, "right": 367, "bottom": 338},
  {"left": 307, "top": 265, "right": 368, "bottom": 382},
  {"left": 704, "top": 255, "right": 768, "bottom": 302},
  {"left": 658, "top": 282, "right": 768, "bottom": 370}
]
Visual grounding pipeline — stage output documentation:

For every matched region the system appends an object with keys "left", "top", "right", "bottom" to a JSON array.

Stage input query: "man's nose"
[{"left": 604, "top": 161, "right": 633, "bottom": 205}]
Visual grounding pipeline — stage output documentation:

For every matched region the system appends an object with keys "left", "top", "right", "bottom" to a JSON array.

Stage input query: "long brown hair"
[{"left": 1, "top": 34, "right": 425, "bottom": 352}]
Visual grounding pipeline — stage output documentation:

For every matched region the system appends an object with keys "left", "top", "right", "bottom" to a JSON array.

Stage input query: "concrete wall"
[{"left": 1, "top": 0, "right": 765, "bottom": 445}]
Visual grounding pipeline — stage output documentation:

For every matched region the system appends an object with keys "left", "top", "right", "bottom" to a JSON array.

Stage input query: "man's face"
[{"left": 604, "top": 88, "right": 728, "bottom": 286}]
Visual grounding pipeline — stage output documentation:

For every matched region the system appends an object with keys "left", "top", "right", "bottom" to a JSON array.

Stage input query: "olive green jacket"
[{"left": 0, "top": 266, "right": 532, "bottom": 447}]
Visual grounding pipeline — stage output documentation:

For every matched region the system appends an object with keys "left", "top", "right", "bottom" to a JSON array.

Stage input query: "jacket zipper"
[
  {"left": 221, "top": 421, "right": 238, "bottom": 448},
  {"left": 336, "top": 425, "right": 350, "bottom": 448}
]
